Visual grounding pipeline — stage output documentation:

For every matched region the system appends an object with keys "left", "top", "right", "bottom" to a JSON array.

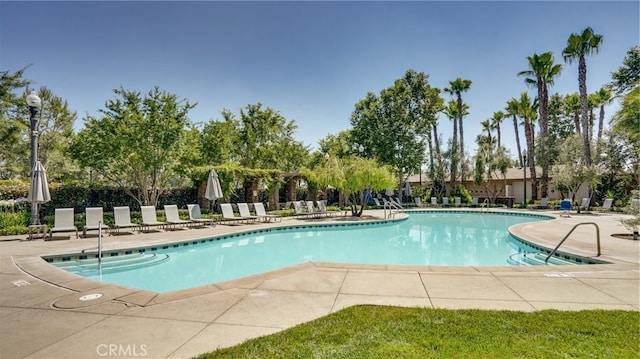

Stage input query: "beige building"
[{"left": 407, "top": 167, "right": 589, "bottom": 204}]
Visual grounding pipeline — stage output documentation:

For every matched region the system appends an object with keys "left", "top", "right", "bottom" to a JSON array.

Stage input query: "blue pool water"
[{"left": 52, "top": 211, "right": 552, "bottom": 293}]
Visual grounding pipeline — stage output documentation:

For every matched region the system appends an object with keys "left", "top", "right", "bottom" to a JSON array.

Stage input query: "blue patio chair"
[{"left": 560, "top": 199, "right": 572, "bottom": 217}]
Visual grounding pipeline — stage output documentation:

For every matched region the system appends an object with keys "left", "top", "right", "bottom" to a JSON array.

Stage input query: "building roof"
[{"left": 407, "top": 166, "right": 543, "bottom": 184}]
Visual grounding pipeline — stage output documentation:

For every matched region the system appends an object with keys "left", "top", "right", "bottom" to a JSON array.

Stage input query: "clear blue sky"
[{"left": 1, "top": 1, "right": 638, "bottom": 157}]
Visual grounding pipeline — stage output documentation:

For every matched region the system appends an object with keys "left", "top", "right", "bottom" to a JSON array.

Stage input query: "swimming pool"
[{"left": 50, "top": 211, "right": 560, "bottom": 293}]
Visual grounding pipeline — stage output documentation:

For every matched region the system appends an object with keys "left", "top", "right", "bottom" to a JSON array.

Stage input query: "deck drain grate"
[{"left": 79, "top": 293, "right": 103, "bottom": 301}]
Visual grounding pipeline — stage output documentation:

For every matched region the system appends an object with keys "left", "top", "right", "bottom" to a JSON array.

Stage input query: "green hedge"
[{"left": 0, "top": 181, "right": 197, "bottom": 231}]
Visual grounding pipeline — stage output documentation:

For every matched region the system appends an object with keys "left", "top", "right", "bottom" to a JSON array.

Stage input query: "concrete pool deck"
[{"left": 1, "top": 208, "right": 638, "bottom": 358}]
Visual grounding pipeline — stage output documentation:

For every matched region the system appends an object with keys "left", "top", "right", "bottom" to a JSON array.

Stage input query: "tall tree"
[
  {"left": 490, "top": 110, "right": 506, "bottom": 148},
  {"left": 563, "top": 93, "right": 582, "bottom": 135},
  {"left": 518, "top": 51, "right": 562, "bottom": 198},
  {"left": 0, "top": 68, "right": 31, "bottom": 179},
  {"left": 587, "top": 92, "right": 599, "bottom": 142},
  {"left": 201, "top": 109, "right": 239, "bottom": 165},
  {"left": 609, "top": 45, "right": 640, "bottom": 96},
  {"left": 562, "top": 27, "right": 604, "bottom": 165},
  {"left": 593, "top": 87, "right": 614, "bottom": 143},
  {"left": 68, "top": 87, "right": 195, "bottom": 207},
  {"left": 430, "top": 121, "right": 447, "bottom": 198},
  {"left": 442, "top": 100, "right": 459, "bottom": 188},
  {"left": 30, "top": 87, "right": 78, "bottom": 182},
  {"left": 547, "top": 93, "right": 575, "bottom": 169},
  {"left": 610, "top": 86, "right": 640, "bottom": 188},
  {"left": 611, "top": 84, "right": 640, "bottom": 143},
  {"left": 505, "top": 99, "right": 524, "bottom": 167},
  {"left": 351, "top": 69, "right": 442, "bottom": 195},
  {"left": 515, "top": 92, "right": 539, "bottom": 200},
  {"left": 444, "top": 78, "right": 472, "bottom": 184},
  {"left": 474, "top": 135, "right": 510, "bottom": 204},
  {"left": 0, "top": 70, "right": 77, "bottom": 181},
  {"left": 442, "top": 100, "right": 469, "bottom": 189},
  {"left": 480, "top": 119, "right": 493, "bottom": 146}
]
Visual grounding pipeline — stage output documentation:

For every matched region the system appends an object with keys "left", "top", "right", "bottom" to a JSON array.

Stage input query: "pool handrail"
[{"left": 544, "top": 222, "right": 601, "bottom": 264}]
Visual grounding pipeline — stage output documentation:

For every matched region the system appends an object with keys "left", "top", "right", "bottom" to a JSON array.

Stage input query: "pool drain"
[{"left": 79, "top": 293, "right": 103, "bottom": 301}]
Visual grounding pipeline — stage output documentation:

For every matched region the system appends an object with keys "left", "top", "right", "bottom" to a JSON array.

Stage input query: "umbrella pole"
[{"left": 31, "top": 202, "right": 39, "bottom": 225}]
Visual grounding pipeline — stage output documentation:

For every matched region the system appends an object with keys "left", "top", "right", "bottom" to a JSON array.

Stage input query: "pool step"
[
  {"left": 53, "top": 252, "right": 170, "bottom": 274},
  {"left": 508, "top": 252, "right": 577, "bottom": 266}
]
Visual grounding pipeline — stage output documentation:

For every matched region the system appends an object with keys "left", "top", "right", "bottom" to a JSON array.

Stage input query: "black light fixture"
[
  {"left": 26, "top": 90, "right": 42, "bottom": 224},
  {"left": 522, "top": 150, "right": 527, "bottom": 208}
]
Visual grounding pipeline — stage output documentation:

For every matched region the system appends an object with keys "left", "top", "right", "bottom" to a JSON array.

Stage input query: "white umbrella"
[
  {"left": 27, "top": 161, "right": 51, "bottom": 204},
  {"left": 205, "top": 169, "right": 223, "bottom": 201},
  {"left": 404, "top": 182, "right": 412, "bottom": 197}
]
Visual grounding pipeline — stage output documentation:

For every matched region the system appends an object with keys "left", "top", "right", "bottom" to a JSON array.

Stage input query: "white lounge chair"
[
  {"left": 431, "top": 197, "right": 438, "bottom": 207},
  {"left": 83, "top": 207, "right": 110, "bottom": 237},
  {"left": 373, "top": 198, "right": 384, "bottom": 208},
  {"left": 536, "top": 198, "right": 549, "bottom": 209},
  {"left": 187, "top": 204, "right": 216, "bottom": 226},
  {"left": 112, "top": 206, "right": 137, "bottom": 234},
  {"left": 164, "top": 205, "right": 191, "bottom": 229},
  {"left": 305, "top": 200, "right": 325, "bottom": 218},
  {"left": 316, "top": 200, "right": 338, "bottom": 217},
  {"left": 414, "top": 197, "right": 422, "bottom": 207},
  {"left": 237, "top": 203, "right": 260, "bottom": 221},
  {"left": 579, "top": 198, "right": 591, "bottom": 211},
  {"left": 293, "top": 201, "right": 314, "bottom": 218},
  {"left": 601, "top": 198, "right": 613, "bottom": 212},
  {"left": 253, "top": 202, "right": 282, "bottom": 222},
  {"left": 382, "top": 198, "right": 403, "bottom": 210},
  {"left": 220, "top": 203, "right": 254, "bottom": 224},
  {"left": 454, "top": 197, "right": 461, "bottom": 206},
  {"left": 442, "top": 197, "right": 450, "bottom": 207},
  {"left": 471, "top": 197, "right": 479, "bottom": 207},
  {"left": 140, "top": 205, "right": 166, "bottom": 232},
  {"left": 48, "top": 208, "right": 78, "bottom": 240}
]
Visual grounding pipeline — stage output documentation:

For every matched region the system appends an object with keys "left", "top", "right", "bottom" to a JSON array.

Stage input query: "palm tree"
[
  {"left": 594, "top": 87, "right": 614, "bottom": 142},
  {"left": 443, "top": 100, "right": 460, "bottom": 188},
  {"left": 516, "top": 92, "right": 539, "bottom": 200},
  {"left": 587, "top": 93, "right": 599, "bottom": 142},
  {"left": 562, "top": 27, "right": 604, "bottom": 165},
  {"left": 563, "top": 93, "right": 582, "bottom": 135},
  {"left": 481, "top": 119, "right": 493, "bottom": 146},
  {"left": 505, "top": 99, "right": 524, "bottom": 167},
  {"left": 518, "top": 51, "right": 562, "bottom": 198},
  {"left": 611, "top": 86, "right": 640, "bottom": 141},
  {"left": 444, "top": 78, "right": 472, "bottom": 183},
  {"left": 490, "top": 111, "right": 506, "bottom": 149}
]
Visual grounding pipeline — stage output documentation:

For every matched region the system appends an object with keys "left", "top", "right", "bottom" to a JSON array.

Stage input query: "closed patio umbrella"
[
  {"left": 404, "top": 182, "right": 412, "bottom": 197},
  {"left": 205, "top": 169, "right": 223, "bottom": 202},
  {"left": 27, "top": 161, "right": 51, "bottom": 224}
]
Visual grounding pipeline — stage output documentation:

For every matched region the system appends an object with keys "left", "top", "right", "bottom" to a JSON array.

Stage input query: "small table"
[{"left": 28, "top": 224, "right": 48, "bottom": 241}]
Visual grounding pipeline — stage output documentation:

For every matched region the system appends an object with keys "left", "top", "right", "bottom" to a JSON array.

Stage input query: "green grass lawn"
[{"left": 196, "top": 306, "right": 639, "bottom": 358}]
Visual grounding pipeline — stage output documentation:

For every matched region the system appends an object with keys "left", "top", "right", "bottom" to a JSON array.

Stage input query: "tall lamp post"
[
  {"left": 27, "top": 90, "right": 42, "bottom": 225},
  {"left": 522, "top": 150, "right": 527, "bottom": 208}
]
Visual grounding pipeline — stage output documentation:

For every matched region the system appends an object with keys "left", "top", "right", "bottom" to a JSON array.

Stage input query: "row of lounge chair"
[
  {"left": 559, "top": 197, "right": 615, "bottom": 213},
  {"left": 409, "top": 196, "right": 615, "bottom": 211},
  {"left": 46, "top": 202, "right": 283, "bottom": 240},
  {"left": 218, "top": 203, "right": 283, "bottom": 224},
  {"left": 292, "top": 200, "right": 341, "bottom": 218},
  {"left": 408, "top": 196, "right": 470, "bottom": 207}
]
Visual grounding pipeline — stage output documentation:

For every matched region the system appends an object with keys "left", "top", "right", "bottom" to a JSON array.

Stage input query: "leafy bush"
[
  {"left": 0, "top": 211, "right": 30, "bottom": 235},
  {"left": 451, "top": 184, "right": 472, "bottom": 204}
]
